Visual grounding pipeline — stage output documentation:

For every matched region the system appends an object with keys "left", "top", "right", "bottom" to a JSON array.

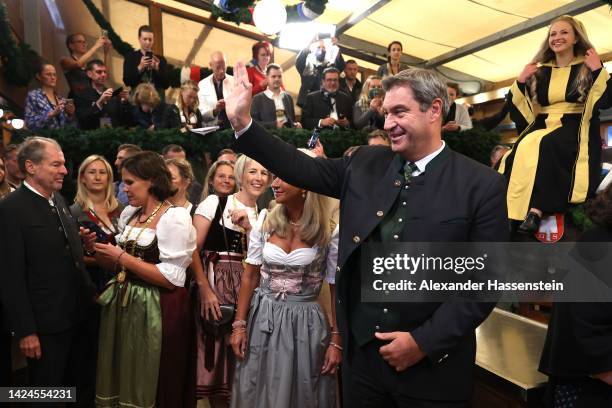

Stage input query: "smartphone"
[
  {"left": 318, "top": 32, "right": 331, "bottom": 40},
  {"left": 101, "top": 29, "right": 108, "bottom": 37},
  {"left": 308, "top": 127, "right": 321, "bottom": 149},
  {"left": 80, "top": 220, "right": 109, "bottom": 243},
  {"left": 111, "top": 87, "right": 124, "bottom": 97},
  {"left": 369, "top": 88, "right": 383, "bottom": 99},
  {"left": 64, "top": 98, "right": 74, "bottom": 105},
  {"left": 145, "top": 51, "right": 153, "bottom": 59}
]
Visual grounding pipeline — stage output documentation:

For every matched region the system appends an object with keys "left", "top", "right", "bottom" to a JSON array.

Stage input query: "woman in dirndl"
[
  {"left": 192, "top": 154, "right": 270, "bottom": 407},
  {"left": 85, "top": 151, "right": 197, "bottom": 408},
  {"left": 229, "top": 148, "right": 341, "bottom": 408}
]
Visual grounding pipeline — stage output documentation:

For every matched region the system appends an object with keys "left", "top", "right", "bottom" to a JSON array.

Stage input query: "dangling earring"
[{"left": 301, "top": 191, "right": 307, "bottom": 199}]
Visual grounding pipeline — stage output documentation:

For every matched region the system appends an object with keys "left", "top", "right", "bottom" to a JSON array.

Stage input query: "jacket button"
[
  {"left": 375, "top": 325, "right": 380, "bottom": 330},
  {"left": 383, "top": 308, "right": 388, "bottom": 313},
  {"left": 376, "top": 210, "right": 383, "bottom": 217},
  {"left": 394, "top": 180, "right": 401, "bottom": 187},
  {"left": 352, "top": 235, "right": 360, "bottom": 243}
]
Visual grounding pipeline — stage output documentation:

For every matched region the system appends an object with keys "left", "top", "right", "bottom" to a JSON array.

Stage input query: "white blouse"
[
  {"left": 116, "top": 206, "right": 197, "bottom": 287},
  {"left": 194, "top": 193, "right": 259, "bottom": 233},
  {"left": 246, "top": 210, "right": 339, "bottom": 284}
]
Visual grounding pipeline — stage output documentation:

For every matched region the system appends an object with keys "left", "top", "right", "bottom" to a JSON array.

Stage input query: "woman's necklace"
[{"left": 116, "top": 202, "right": 164, "bottom": 283}]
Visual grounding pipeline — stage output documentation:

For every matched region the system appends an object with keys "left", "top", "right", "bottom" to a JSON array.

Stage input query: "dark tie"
[{"left": 404, "top": 162, "right": 419, "bottom": 184}]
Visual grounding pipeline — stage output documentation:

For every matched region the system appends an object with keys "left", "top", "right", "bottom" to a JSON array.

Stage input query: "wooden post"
[{"left": 148, "top": 3, "right": 163, "bottom": 56}]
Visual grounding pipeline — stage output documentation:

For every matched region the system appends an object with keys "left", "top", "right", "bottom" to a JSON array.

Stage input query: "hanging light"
[
  {"left": 8, "top": 118, "right": 25, "bottom": 130},
  {"left": 253, "top": 0, "right": 287, "bottom": 35}
]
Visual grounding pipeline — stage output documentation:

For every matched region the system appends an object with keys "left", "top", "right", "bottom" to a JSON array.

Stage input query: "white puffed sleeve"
[
  {"left": 194, "top": 194, "right": 220, "bottom": 221},
  {"left": 155, "top": 207, "right": 197, "bottom": 287},
  {"left": 325, "top": 225, "right": 339, "bottom": 284},
  {"left": 245, "top": 209, "right": 267, "bottom": 266},
  {"left": 115, "top": 206, "right": 139, "bottom": 239}
]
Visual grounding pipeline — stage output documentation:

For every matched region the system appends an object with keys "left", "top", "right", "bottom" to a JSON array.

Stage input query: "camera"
[{"left": 368, "top": 88, "right": 383, "bottom": 100}]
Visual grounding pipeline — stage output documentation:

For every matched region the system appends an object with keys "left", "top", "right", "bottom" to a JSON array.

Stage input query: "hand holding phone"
[
  {"left": 308, "top": 128, "right": 321, "bottom": 149},
  {"left": 79, "top": 220, "right": 109, "bottom": 243}
]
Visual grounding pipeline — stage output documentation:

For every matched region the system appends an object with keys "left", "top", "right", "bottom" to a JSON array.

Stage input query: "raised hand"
[
  {"left": 225, "top": 61, "right": 253, "bottom": 132},
  {"left": 584, "top": 48, "right": 602, "bottom": 72},
  {"left": 518, "top": 63, "right": 538, "bottom": 83}
]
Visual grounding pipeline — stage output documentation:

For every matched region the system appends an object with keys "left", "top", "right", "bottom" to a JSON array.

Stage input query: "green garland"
[
  {"left": 0, "top": 3, "right": 41, "bottom": 87},
  {"left": 81, "top": 0, "right": 134, "bottom": 56}
]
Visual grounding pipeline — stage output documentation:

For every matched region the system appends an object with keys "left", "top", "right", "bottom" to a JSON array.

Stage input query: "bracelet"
[
  {"left": 329, "top": 342, "right": 343, "bottom": 351},
  {"left": 232, "top": 320, "right": 247, "bottom": 329},
  {"left": 117, "top": 250, "right": 126, "bottom": 265}
]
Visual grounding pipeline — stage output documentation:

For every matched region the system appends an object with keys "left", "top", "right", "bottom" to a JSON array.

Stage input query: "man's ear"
[
  {"left": 86, "top": 70, "right": 94, "bottom": 80},
  {"left": 429, "top": 98, "right": 443, "bottom": 122},
  {"left": 24, "top": 159, "right": 36, "bottom": 177}
]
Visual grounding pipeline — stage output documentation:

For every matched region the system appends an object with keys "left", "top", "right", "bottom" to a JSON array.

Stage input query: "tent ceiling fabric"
[{"left": 334, "top": 0, "right": 612, "bottom": 82}]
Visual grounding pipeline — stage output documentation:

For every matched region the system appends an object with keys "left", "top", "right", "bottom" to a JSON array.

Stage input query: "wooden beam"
[
  {"left": 126, "top": 0, "right": 268, "bottom": 42},
  {"left": 148, "top": 3, "right": 164, "bottom": 55}
]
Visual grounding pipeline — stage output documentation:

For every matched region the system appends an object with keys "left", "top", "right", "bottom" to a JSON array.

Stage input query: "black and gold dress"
[{"left": 499, "top": 57, "right": 611, "bottom": 221}]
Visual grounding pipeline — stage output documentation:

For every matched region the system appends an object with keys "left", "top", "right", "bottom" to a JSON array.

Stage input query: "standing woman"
[
  {"left": 353, "top": 75, "right": 385, "bottom": 130},
  {"left": 24, "top": 63, "right": 76, "bottom": 131},
  {"left": 60, "top": 33, "right": 110, "bottom": 96},
  {"left": 178, "top": 80, "right": 204, "bottom": 132},
  {"left": 376, "top": 41, "right": 408, "bottom": 78},
  {"left": 70, "top": 155, "right": 122, "bottom": 405},
  {"left": 166, "top": 157, "right": 195, "bottom": 214},
  {"left": 70, "top": 155, "right": 122, "bottom": 292},
  {"left": 201, "top": 159, "right": 237, "bottom": 201},
  {"left": 0, "top": 157, "right": 14, "bottom": 199},
  {"left": 191, "top": 155, "right": 269, "bottom": 407},
  {"left": 498, "top": 15, "right": 612, "bottom": 233},
  {"left": 85, "top": 151, "right": 197, "bottom": 408},
  {"left": 246, "top": 41, "right": 273, "bottom": 96},
  {"left": 230, "top": 149, "right": 341, "bottom": 408}
]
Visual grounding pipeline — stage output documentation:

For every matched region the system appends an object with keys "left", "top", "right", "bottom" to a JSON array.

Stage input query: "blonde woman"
[
  {"left": 166, "top": 157, "right": 195, "bottom": 214},
  {"left": 499, "top": 15, "right": 612, "bottom": 233},
  {"left": 353, "top": 75, "right": 385, "bottom": 130},
  {"left": 201, "top": 159, "right": 237, "bottom": 201},
  {"left": 131, "top": 82, "right": 180, "bottom": 130},
  {"left": 177, "top": 80, "right": 203, "bottom": 131},
  {"left": 192, "top": 155, "right": 269, "bottom": 407},
  {"left": 70, "top": 154, "right": 122, "bottom": 291},
  {"left": 230, "top": 149, "right": 341, "bottom": 408}
]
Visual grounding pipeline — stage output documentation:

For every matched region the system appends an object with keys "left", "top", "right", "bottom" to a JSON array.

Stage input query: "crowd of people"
[
  {"left": 0, "top": 14, "right": 611, "bottom": 408},
  {"left": 18, "top": 24, "right": 480, "bottom": 137}
]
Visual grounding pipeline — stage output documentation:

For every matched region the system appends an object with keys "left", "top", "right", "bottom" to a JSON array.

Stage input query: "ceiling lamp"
[{"left": 253, "top": 0, "right": 287, "bottom": 35}]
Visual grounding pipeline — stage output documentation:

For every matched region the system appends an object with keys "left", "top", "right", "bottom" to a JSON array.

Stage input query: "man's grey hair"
[
  {"left": 17, "top": 136, "right": 62, "bottom": 174},
  {"left": 382, "top": 68, "right": 450, "bottom": 119}
]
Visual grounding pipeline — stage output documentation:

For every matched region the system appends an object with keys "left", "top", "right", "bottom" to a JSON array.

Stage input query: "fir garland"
[
  {"left": 81, "top": 0, "right": 134, "bottom": 57},
  {"left": 0, "top": 3, "right": 41, "bottom": 87}
]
